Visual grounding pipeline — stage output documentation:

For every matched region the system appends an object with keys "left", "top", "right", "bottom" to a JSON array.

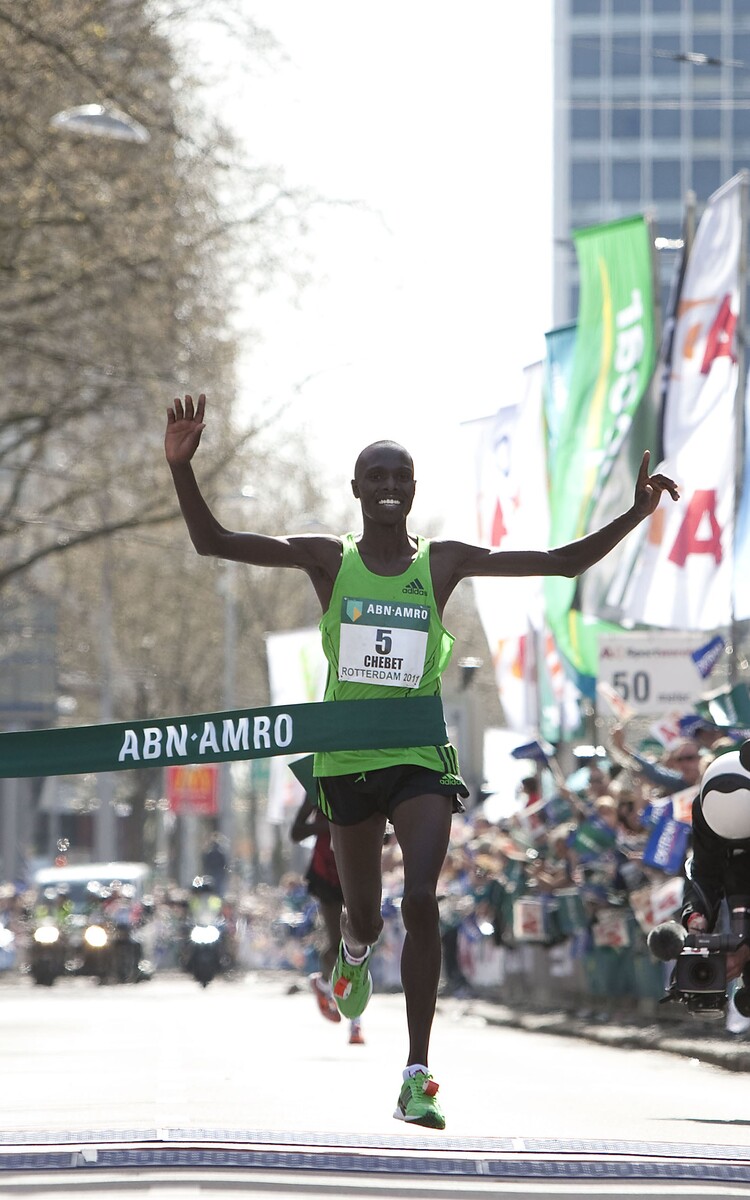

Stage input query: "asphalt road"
[{"left": 2, "top": 971, "right": 750, "bottom": 1196}]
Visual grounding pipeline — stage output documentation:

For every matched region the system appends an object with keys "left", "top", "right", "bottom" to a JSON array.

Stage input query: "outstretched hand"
[
  {"left": 165, "top": 394, "right": 206, "bottom": 466},
  {"left": 632, "top": 450, "right": 679, "bottom": 519}
]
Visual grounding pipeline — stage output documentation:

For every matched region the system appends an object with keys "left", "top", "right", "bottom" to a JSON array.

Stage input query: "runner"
[
  {"left": 166, "top": 392, "right": 679, "bottom": 1129},
  {"left": 290, "top": 791, "right": 365, "bottom": 1045}
]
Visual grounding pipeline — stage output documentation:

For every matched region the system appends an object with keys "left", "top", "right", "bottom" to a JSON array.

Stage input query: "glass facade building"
[{"left": 553, "top": 0, "right": 750, "bottom": 323}]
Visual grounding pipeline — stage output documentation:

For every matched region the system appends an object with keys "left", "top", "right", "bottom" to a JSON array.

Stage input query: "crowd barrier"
[{"left": 229, "top": 888, "right": 673, "bottom": 1013}]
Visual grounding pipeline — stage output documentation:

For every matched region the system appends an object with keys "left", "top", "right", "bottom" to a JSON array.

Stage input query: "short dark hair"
[{"left": 353, "top": 440, "right": 413, "bottom": 480}]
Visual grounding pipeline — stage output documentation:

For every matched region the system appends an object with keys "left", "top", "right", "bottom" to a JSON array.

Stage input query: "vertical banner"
[
  {"left": 582, "top": 226, "right": 688, "bottom": 626},
  {"left": 542, "top": 324, "right": 583, "bottom": 741},
  {"left": 544, "top": 215, "right": 657, "bottom": 682},
  {"left": 543, "top": 322, "right": 577, "bottom": 477},
  {"left": 537, "top": 625, "right": 582, "bottom": 744},
  {"left": 460, "top": 362, "right": 548, "bottom": 732},
  {"left": 617, "top": 174, "right": 743, "bottom": 629},
  {"left": 265, "top": 628, "right": 328, "bottom": 823},
  {"left": 733, "top": 364, "right": 750, "bottom": 621}
]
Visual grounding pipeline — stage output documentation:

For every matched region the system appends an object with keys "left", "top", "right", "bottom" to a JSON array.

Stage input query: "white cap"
[{"left": 700, "top": 751, "right": 750, "bottom": 840}]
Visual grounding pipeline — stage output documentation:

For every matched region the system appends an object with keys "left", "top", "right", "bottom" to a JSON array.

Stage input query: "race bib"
[{"left": 338, "top": 596, "right": 430, "bottom": 688}]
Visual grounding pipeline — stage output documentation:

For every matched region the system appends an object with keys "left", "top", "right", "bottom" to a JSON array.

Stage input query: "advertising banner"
[
  {"left": 0, "top": 696, "right": 448, "bottom": 779},
  {"left": 166, "top": 764, "right": 219, "bottom": 816},
  {"left": 265, "top": 627, "right": 328, "bottom": 823},
  {"left": 545, "top": 215, "right": 656, "bottom": 682},
  {"left": 460, "top": 362, "right": 548, "bottom": 730},
  {"left": 615, "top": 175, "right": 744, "bottom": 629}
]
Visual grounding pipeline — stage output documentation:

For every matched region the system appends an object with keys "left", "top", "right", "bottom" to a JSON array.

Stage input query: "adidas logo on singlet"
[{"left": 402, "top": 578, "right": 427, "bottom": 596}]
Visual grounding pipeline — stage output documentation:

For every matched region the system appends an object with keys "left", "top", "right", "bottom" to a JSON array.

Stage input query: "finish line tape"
[{"left": 0, "top": 696, "right": 447, "bottom": 778}]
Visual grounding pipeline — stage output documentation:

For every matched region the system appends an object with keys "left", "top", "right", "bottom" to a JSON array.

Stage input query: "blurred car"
[
  {"left": 29, "top": 862, "right": 154, "bottom": 984},
  {"left": 32, "top": 862, "right": 152, "bottom": 907}
]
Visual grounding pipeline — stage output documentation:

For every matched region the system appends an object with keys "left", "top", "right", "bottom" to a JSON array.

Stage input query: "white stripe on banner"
[{"left": 617, "top": 174, "right": 743, "bottom": 630}]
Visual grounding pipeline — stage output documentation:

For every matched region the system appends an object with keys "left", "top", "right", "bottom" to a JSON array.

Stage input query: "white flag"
[
  {"left": 265, "top": 628, "right": 327, "bottom": 824},
  {"left": 461, "top": 361, "right": 549, "bottom": 641},
  {"left": 457, "top": 362, "right": 548, "bottom": 733},
  {"left": 617, "top": 174, "right": 743, "bottom": 630}
]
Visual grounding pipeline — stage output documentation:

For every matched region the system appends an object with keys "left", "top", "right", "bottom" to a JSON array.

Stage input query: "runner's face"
[{"left": 353, "top": 446, "right": 416, "bottom": 523}]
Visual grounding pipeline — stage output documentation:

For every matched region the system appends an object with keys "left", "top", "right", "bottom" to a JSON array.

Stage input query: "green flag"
[{"left": 545, "top": 215, "right": 656, "bottom": 683}]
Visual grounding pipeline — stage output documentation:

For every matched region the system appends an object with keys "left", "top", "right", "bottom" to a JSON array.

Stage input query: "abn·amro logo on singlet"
[
  {"left": 345, "top": 599, "right": 364, "bottom": 622},
  {"left": 402, "top": 578, "right": 427, "bottom": 597}
]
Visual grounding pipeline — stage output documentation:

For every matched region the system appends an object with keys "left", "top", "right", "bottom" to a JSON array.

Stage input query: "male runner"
[
  {"left": 290, "top": 790, "right": 366, "bottom": 1044},
  {"left": 166, "top": 392, "right": 679, "bottom": 1129}
]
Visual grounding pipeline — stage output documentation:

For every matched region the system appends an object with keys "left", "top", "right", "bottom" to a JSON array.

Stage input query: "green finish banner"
[
  {"left": 0, "top": 697, "right": 447, "bottom": 779},
  {"left": 544, "top": 215, "right": 656, "bottom": 683}
]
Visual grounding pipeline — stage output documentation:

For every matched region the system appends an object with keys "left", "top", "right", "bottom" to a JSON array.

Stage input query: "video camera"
[{"left": 648, "top": 897, "right": 750, "bottom": 1020}]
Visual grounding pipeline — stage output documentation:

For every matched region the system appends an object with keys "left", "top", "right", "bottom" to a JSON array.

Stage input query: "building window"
[
  {"left": 613, "top": 160, "right": 642, "bottom": 201},
  {"left": 691, "top": 158, "right": 722, "bottom": 198},
  {"left": 612, "top": 36, "right": 641, "bottom": 76},
  {"left": 612, "top": 108, "right": 642, "bottom": 138},
  {"left": 571, "top": 0, "right": 601, "bottom": 12},
  {"left": 692, "top": 0, "right": 721, "bottom": 11},
  {"left": 653, "top": 160, "right": 682, "bottom": 200},
  {"left": 652, "top": 35, "right": 681, "bottom": 76},
  {"left": 571, "top": 37, "right": 601, "bottom": 79},
  {"left": 571, "top": 107, "right": 601, "bottom": 139},
  {"left": 652, "top": 0, "right": 681, "bottom": 10},
  {"left": 733, "top": 35, "right": 750, "bottom": 72},
  {"left": 652, "top": 108, "right": 682, "bottom": 138},
  {"left": 612, "top": 0, "right": 641, "bottom": 12},
  {"left": 691, "top": 35, "right": 722, "bottom": 63},
  {"left": 571, "top": 161, "right": 601, "bottom": 202},
  {"left": 657, "top": 220, "right": 683, "bottom": 242},
  {"left": 732, "top": 108, "right": 750, "bottom": 138},
  {"left": 693, "top": 108, "right": 722, "bottom": 138}
]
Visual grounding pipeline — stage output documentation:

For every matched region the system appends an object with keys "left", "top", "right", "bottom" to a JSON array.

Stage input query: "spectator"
[{"left": 611, "top": 726, "right": 702, "bottom": 795}]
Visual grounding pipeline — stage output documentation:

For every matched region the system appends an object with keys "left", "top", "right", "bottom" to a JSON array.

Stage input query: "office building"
[{"left": 553, "top": 0, "right": 750, "bottom": 323}]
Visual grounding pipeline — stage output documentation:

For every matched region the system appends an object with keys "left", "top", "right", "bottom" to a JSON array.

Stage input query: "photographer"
[{"left": 682, "top": 745, "right": 750, "bottom": 987}]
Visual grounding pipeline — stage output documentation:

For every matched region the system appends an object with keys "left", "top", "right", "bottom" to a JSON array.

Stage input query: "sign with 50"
[{"left": 597, "top": 631, "right": 709, "bottom": 716}]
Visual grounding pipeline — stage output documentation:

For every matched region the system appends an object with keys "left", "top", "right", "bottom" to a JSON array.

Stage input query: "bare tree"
[{"left": 0, "top": 0, "right": 312, "bottom": 586}]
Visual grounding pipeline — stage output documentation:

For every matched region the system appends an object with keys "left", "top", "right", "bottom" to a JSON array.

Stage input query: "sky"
[{"left": 204, "top": 2, "right": 554, "bottom": 522}]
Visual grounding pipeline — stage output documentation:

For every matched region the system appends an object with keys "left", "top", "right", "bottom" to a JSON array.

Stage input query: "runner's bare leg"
[
  {"left": 330, "top": 811, "right": 387, "bottom": 956},
  {"left": 391, "top": 793, "right": 453, "bottom": 1067}
]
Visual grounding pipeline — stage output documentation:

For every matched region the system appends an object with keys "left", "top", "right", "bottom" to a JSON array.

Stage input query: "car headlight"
[
  {"left": 0, "top": 928, "right": 15, "bottom": 950},
  {"left": 84, "top": 924, "right": 108, "bottom": 949},
  {"left": 190, "top": 925, "right": 220, "bottom": 945},
  {"left": 34, "top": 926, "right": 60, "bottom": 945}
]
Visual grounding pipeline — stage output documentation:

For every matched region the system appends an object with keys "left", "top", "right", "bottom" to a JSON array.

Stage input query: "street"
[{"left": 2, "top": 970, "right": 750, "bottom": 1149}]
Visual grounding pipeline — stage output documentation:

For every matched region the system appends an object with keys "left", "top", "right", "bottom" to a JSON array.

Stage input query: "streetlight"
[
  {"left": 216, "top": 490, "right": 257, "bottom": 876},
  {"left": 49, "top": 104, "right": 150, "bottom": 144},
  {"left": 47, "top": 109, "right": 150, "bottom": 863}
]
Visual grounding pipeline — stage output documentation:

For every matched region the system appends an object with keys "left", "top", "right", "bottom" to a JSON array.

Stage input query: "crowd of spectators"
[
  {"left": 0, "top": 711, "right": 744, "bottom": 1017},
  {"left": 220, "top": 709, "right": 744, "bottom": 1010}
]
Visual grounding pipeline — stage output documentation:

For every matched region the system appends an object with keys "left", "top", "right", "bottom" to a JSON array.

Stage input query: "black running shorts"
[{"left": 316, "top": 763, "right": 467, "bottom": 827}]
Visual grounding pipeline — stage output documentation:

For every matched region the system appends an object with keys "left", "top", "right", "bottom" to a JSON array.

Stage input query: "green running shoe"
[
  {"left": 330, "top": 941, "right": 373, "bottom": 1019},
  {"left": 393, "top": 1071, "right": 445, "bottom": 1130}
]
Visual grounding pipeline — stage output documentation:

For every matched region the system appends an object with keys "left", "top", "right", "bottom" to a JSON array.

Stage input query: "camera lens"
[{"left": 693, "top": 961, "right": 715, "bottom": 984}]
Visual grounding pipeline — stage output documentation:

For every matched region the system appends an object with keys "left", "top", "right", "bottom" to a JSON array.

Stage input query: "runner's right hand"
[{"left": 165, "top": 393, "right": 206, "bottom": 465}]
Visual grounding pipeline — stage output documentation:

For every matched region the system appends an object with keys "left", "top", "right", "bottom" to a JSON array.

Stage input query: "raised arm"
[
  {"left": 165, "top": 394, "right": 342, "bottom": 594},
  {"left": 431, "top": 451, "right": 679, "bottom": 605}
]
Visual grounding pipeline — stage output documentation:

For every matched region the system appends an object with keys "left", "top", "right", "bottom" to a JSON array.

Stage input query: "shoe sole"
[{"left": 392, "top": 1107, "right": 445, "bottom": 1130}]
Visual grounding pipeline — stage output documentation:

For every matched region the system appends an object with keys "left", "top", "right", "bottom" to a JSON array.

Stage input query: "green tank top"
[{"left": 313, "top": 532, "right": 463, "bottom": 781}]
